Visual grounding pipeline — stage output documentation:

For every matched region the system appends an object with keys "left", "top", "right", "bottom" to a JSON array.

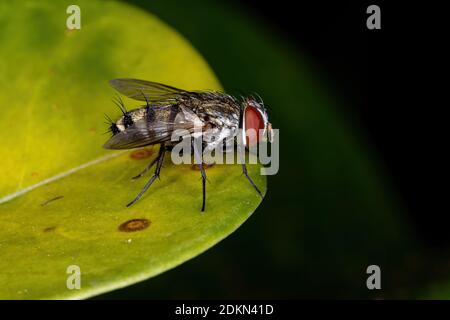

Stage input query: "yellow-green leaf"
[{"left": 0, "top": 0, "right": 266, "bottom": 299}]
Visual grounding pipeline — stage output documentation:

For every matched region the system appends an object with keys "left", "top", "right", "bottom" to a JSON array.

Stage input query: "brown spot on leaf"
[
  {"left": 191, "top": 163, "right": 215, "bottom": 170},
  {"left": 130, "top": 148, "right": 154, "bottom": 160},
  {"left": 43, "top": 226, "right": 56, "bottom": 233},
  {"left": 30, "top": 172, "right": 39, "bottom": 178},
  {"left": 119, "top": 219, "right": 150, "bottom": 232}
]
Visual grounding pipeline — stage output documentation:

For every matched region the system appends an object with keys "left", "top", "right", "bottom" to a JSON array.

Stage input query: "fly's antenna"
[{"left": 112, "top": 93, "right": 127, "bottom": 115}]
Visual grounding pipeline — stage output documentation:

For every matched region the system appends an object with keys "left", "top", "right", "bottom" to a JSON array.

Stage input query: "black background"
[{"left": 233, "top": 0, "right": 446, "bottom": 246}]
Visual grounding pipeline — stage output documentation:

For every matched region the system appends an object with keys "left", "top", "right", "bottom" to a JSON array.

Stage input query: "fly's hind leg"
[
  {"left": 132, "top": 144, "right": 164, "bottom": 180},
  {"left": 127, "top": 143, "right": 166, "bottom": 207},
  {"left": 242, "top": 164, "right": 263, "bottom": 198}
]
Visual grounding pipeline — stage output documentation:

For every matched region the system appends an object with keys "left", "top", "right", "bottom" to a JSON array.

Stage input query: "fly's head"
[{"left": 241, "top": 96, "right": 273, "bottom": 148}]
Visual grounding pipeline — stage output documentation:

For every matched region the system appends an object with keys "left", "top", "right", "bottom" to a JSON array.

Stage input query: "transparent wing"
[
  {"left": 109, "top": 78, "right": 188, "bottom": 102},
  {"left": 103, "top": 121, "right": 197, "bottom": 149}
]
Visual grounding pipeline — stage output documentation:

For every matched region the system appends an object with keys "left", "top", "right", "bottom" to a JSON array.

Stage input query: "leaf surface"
[{"left": 0, "top": 0, "right": 266, "bottom": 299}]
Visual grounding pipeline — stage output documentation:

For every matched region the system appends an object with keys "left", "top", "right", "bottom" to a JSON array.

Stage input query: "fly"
[{"left": 104, "top": 78, "right": 273, "bottom": 212}]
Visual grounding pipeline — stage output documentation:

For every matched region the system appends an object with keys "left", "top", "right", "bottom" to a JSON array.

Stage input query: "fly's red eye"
[{"left": 244, "top": 106, "right": 265, "bottom": 146}]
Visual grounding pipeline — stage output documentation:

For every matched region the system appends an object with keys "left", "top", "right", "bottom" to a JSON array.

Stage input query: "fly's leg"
[
  {"left": 131, "top": 157, "right": 157, "bottom": 180},
  {"left": 199, "top": 163, "right": 207, "bottom": 212},
  {"left": 127, "top": 143, "right": 166, "bottom": 207},
  {"left": 193, "top": 141, "right": 207, "bottom": 212},
  {"left": 242, "top": 164, "right": 263, "bottom": 198},
  {"left": 132, "top": 144, "right": 164, "bottom": 180}
]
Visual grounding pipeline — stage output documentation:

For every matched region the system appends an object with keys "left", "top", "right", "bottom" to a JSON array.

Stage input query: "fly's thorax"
[
  {"left": 198, "top": 105, "right": 240, "bottom": 146},
  {"left": 168, "top": 94, "right": 241, "bottom": 151},
  {"left": 193, "top": 97, "right": 240, "bottom": 129},
  {"left": 175, "top": 93, "right": 240, "bottom": 135}
]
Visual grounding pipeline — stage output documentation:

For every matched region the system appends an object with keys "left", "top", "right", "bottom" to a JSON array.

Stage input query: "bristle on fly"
[
  {"left": 104, "top": 113, "right": 120, "bottom": 136},
  {"left": 112, "top": 94, "right": 127, "bottom": 115}
]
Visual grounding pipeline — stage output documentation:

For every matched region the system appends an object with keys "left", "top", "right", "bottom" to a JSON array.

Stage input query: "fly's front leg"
[
  {"left": 132, "top": 144, "right": 164, "bottom": 180},
  {"left": 127, "top": 143, "right": 166, "bottom": 207},
  {"left": 242, "top": 163, "right": 263, "bottom": 198}
]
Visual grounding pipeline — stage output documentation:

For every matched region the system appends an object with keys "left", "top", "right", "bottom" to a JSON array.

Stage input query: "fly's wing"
[
  {"left": 109, "top": 78, "right": 188, "bottom": 103},
  {"left": 103, "top": 120, "right": 196, "bottom": 149},
  {"left": 103, "top": 105, "right": 203, "bottom": 150}
]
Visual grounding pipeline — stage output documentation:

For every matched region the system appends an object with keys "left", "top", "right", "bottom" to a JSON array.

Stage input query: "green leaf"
[{"left": 0, "top": 0, "right": 266, "bottom": 299}]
